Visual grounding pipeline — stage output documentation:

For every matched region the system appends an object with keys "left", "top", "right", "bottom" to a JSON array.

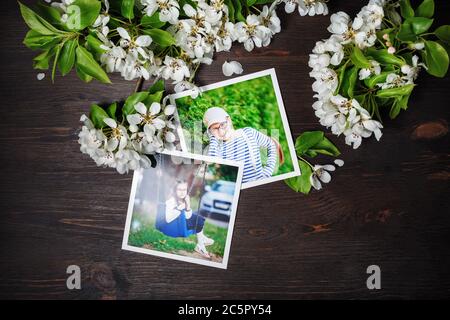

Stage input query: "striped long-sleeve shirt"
[{"left": 207, "top": 127, "right": 277, "bottom": 183}]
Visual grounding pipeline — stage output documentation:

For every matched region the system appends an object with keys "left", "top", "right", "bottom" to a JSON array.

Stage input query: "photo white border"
[
  {"left": 169, "top": 68, "right": 301, "bottom": 189},
  {"left": 121, "top": 149, "right": 244, "bottom": 269}
]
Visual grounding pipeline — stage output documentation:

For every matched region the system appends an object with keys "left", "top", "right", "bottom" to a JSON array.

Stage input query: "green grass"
[
  {"left": 175, "top": 75, "right": 294, "bottom": 176},
  {"left": 128, "top": 218, "right": 227, "bottom": 257}
]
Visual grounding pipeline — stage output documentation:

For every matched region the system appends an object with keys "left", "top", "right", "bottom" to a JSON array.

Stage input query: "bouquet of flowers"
[{"left": 309, "top": 0, "right": 449, "bottom": 149}]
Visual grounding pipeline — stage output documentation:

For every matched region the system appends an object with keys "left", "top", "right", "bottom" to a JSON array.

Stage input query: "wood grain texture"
[{"left": 0, "top": 0, "right": 449, "bottom": 299}]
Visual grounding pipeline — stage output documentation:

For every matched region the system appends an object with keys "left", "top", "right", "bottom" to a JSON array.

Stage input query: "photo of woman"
[
  {"left": 170, "top": 69, "right": 300, "bottom": 188},
  {"left": 204, "top": 107, "right": 280, "bottom": 184},
  {"left": 157, "top": 179, "right": 215, "bottom": 258},
  {"left": 122, "top": 151, "right": 243, "bottom": 268}
]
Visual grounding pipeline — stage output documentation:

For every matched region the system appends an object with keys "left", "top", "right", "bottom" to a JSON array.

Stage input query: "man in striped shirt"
[{"left": 204, "top": 107, "right": 277, "bottom": 183}]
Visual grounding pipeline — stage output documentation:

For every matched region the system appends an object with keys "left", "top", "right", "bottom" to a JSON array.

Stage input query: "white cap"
[{"left": 203, "top": 107, "right": 229, "bottom": 128}]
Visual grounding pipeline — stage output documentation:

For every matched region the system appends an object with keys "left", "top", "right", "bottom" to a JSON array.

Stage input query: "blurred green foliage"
[
  {"left": 208, "top": 163, "right": 238, "bottom": 183},
  {"left": 176, "top": 75, "right": 294, "bottom": 175},
  {"left": 129, "top": 217, "right": 227, "bottom": 257}
]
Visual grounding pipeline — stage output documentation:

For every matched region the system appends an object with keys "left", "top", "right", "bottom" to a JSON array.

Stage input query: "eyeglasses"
[{"left": 209, "top": 121, "right": 228, "bottom": 134}]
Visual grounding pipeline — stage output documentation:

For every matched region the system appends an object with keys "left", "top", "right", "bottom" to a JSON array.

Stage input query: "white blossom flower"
[
  {"left": 258, "top": 5, "right": 281, "bottom": 43},
  {"left": 141, "top": 0, "right": 180, "bottom": 24},
  {"left": 211, "top": 22, "right": 236, "bottom": 52},
  {"left": 78, "top": 114, "right": 105, "bottom": 157},
  {"left": 235, "top": 14, "right": 270, "bottom": 52},
  {"left": 309, "top": 53, "right": 331, "bottom": 71},
  {"left": 327, "top": 10, "right": 379, "bottom": 48},
  {"left": 100, "top": 44, "right": 127, "bottom": 73},
  {"left": 126, "top": 102, "right": 166, "bottom": 135},
  {"left": 378, "top": 73, "right": 408, "bottom": 89},
  {"left": 358, "top": 3, "right": 384, "bottom": 29},
  {"left": 401, "top": 55, "right": 425, "bottom": 83},
  {"left": 412, "top": 42, "right": 425, "bottom": 50},
  {"left": 222, "top": 61, "right": 243, "bottom": 76},
  {"left": 282, "top": 0, "right": 328, "bottom": 16},
  {"left": 94, "top": 148, "right": 117, "bottom": 167},
  {"left": 359, "top": 60, "right": 381, "bottom": 80},
  {"left": 103, "top": 117, "right": 129, "bottom": 151},
  {"left": 310, "top": 68, "right": 338, "bottom": 98},
  {"left": 160, "top": 56, "right": 190, "bottom": 83},
  {"left": 174, "top": 81, "right": 201, "bottom": 98},
  {"left": 312, "top": 35, "right": 344, "bottom": 66},
  {"left": 100, "top": 28, "right": 154, "bottom": 80},
  {"left": 298, "top": 0, "right": 328, "bottom": 16},
  {"left": 310, "top": 164, "right": 335, "bottom": 190},
  {"left": 93, "top": 0, "right": 110, "bottom": 37}
]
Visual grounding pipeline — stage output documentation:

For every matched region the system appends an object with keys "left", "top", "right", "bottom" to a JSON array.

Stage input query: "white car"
[{"left": 199, "top": 180, "right": 236, "bottom": 221}]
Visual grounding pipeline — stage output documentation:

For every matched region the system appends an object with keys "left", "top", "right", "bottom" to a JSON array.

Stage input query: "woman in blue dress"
[{"left": 157, "top": 179, "right": 214, "bottom": 258}]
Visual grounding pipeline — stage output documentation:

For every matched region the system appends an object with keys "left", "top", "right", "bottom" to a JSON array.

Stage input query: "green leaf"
[
  {"left": 309, "top": 137, "right": 341, "bottom": 157},
  {"left": 295, "top": 131, "right": 324, "bottom": 155},
  {"left": 424, "top": 40, "right": 449, "bottom": 77},
  {"left": 233, "top": 0, "right": 246, "bottom": 22},
  {"left": 50, "top": 42, "right": 64, "bottom": 82},
  {"left": 33, "top": 48, "right": 56, "bottom": 70},
  {"left": 66, "top": 0, "right": 101, "bottom": 31},
  {"left": 58, "top": 38, "right": 78, "bottom": 76},
  {"left": 364, "top": 71, "right": 390, "bottom": 89},
  {"left": 141, "top": 13, "right": 166, "bottom": 28},
  {"left": 376, "top": 84, "right": 415, "bottom": 98},
  {"left": 435, "top": 25, "right": 450, "bottom": 44},
  {"left": 224, "top": 0, "right": 235, "bottom": 22},
  {"left": 142, "top": 29, "right": 176, "bottom": 47},
  {"left": 397, "top": 91, "right": 412, "bottom": 110},
  {"left": 86, "top": 34, "right": 107, "bottom": 56},
  {"left": 397, "top": 20, "right": 417, "bottom": 41},
  {"left": 36, "top": 2, "right": 63, "bottom": 27},
  {"left": 121, "top": 0, "right": 135, "bottom": 19},
  {"left": 385, "top": 7, "right": 402, "bottom": 26},
  {"left": 123, "top": 92, "right": 150, "bottom": 116},
  {"left": 340, "top": 65, "right": 358, "bottom": 98},
  {"left": 335, "top": 61, "right": 348, "bottom": 95},
  {"left": 246, "top": 0, "right": 257, "bottom": 6},
  {"left": 178, "top": 0, "right": 197, "bottom": 11},
  {"left": 144, "top": 91, "right": 164, "bottom": 105},
  {"left": 366, "top": 48, "right": 405, "bottom": 66},
  {"left": 19, "top": 2, "right": 63, "bottom": 35},
  {"left": 148, "top": 79, "right": 165, "bottom": 94},
  {"left": 75, "top": 45, "right": 111, "bottom": 83},
  {"left": 106, "top": 102, "right": 118, "bottom": 119},
  {"left": 389, "top": 100, "right": 402, "bottom": 119},
  {"left": 90, "top": 104, "right": 109, "bottom": 129},
  {"left": 284, "top": 161, "right": 312, "bottom": 194},
  {"left": 253, "top": 0, "right": 273, "bottom": 4},
  {"left": 409, "top": 17, "right": 434, "bottom": 35},
  {"left": 75, "top": 64, "right": 93, "bottom": 82},
  {"left": 399, "top": 0, "right": 414, "bottom": 19},
  {"left": 23, "top": 30, "right": 61, "bottom": 50},
  {"left": 416, "top": 0, "right": 434, "bottom": 18},
  {"left": 350, "top": 46, "right": 371, "bottom": 69}
]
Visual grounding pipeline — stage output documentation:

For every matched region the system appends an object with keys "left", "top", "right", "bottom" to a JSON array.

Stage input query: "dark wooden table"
[{"left": 1, "top": 0, "right": 449, "bottom": 299}]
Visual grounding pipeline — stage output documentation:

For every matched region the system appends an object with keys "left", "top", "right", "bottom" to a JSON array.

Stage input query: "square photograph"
[
  {"left": 170, "top": 69, "right": 300, "bottom": 189},
  {"left": 122, "top": 150, "right": 243, "bottom": 269}
]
